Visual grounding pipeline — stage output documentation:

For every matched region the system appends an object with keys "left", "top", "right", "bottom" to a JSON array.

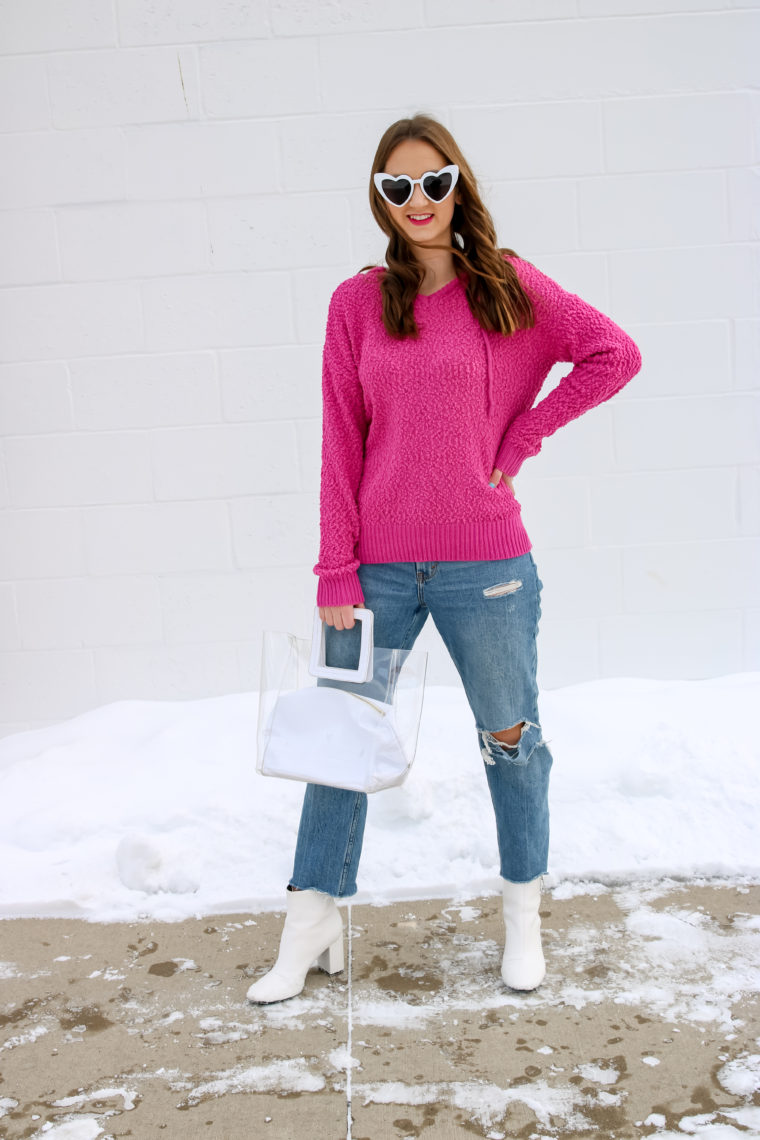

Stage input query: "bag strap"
[{"left": 308, "top": 606, "right": 375, "bottom": 682}]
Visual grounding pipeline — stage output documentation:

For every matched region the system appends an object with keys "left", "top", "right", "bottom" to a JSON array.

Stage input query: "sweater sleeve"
[
  {"left": 494, "top": 259, "right": 643, "bottom": 478},
  {"left": 312, "top": 283, "right": 368, "bottom": 608}
]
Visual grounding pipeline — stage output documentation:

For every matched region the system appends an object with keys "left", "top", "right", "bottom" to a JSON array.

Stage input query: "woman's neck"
[
  {"left": 412, "top": 249, "right": 455, "bottom": 296},
  {"left": 417, "top": 255, "right": 458, "bottom": 295}
]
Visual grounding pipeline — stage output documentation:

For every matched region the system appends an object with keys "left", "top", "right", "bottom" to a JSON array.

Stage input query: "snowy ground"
[
  {"left": 1, "top": 675, "right": 759, "bottom": 1138},
  {"left": 0, "top": 883, "right": 758, "bottom": 1138},
  {"left": 0, "top": 673, "right": 757, "bottom": 922}
]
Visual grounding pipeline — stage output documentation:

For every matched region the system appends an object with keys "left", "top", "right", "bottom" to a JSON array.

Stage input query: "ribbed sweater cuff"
[
  {"left": 494, "top": 436, "right": 529, "bottom": 478},
  {"left": 315, "top": 569, "right": 365, "bottom": 609}
]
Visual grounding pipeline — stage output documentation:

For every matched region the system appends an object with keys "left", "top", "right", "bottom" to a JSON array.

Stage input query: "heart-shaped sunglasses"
[{"left": 373, "top": 164, "right": 459, "bottom": 208}]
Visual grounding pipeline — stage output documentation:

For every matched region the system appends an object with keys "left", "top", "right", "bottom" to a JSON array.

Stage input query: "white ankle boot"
[
  {"left": 246, "top": 887, "right": 344, "bottom": 1004},
  {"left": 501, "top": 875, "right": 546, "bottom": 992}
]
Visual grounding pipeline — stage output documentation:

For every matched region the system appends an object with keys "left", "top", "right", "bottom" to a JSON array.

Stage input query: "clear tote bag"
[{"left": 256, "top": 607, "right": 428, "bottom": 794}]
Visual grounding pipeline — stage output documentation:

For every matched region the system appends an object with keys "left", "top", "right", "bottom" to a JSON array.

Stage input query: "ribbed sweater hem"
[
  {"left": 356, "top": 516, "right": 533, "bottom": 564},
  {"left": 316, "top": 518, "right": 534, "bottom": 608}
]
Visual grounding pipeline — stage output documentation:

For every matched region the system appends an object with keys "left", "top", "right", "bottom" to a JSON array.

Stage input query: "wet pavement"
[{"left": 1, "top": 879, "right": 759, "bottom": 1138}]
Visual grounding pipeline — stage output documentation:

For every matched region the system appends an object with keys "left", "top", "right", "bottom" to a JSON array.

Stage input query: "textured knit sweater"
[{"left": 313, "top": 254, "right": 642, "bottom": 608}]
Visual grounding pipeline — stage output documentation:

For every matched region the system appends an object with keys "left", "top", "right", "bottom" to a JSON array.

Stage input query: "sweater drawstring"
[{"left": 480, "top": 326, "right": 494, "bottom": 417}]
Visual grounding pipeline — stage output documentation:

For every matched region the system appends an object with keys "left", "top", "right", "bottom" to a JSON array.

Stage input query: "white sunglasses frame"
[{"left": 373, "top": 164, "right": 460, "bottom": 208}]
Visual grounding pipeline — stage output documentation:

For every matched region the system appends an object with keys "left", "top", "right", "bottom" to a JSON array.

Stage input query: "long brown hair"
[{"left": 359, "top": 114, "right": 536, "bottom": 340}]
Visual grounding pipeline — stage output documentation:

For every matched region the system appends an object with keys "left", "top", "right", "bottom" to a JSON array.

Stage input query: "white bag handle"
[{"left": 308, "top": 605, "right": 374, "bottom": 682}]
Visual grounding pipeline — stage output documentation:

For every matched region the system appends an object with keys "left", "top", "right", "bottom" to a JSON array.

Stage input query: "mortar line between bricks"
[{"left": 346, "top": 899, "right": 353, "bottom": 1140}]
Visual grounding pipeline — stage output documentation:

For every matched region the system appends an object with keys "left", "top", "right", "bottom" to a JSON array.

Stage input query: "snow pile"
[{"left": 0, "top": 673, "right": 757, "bottom": 922}]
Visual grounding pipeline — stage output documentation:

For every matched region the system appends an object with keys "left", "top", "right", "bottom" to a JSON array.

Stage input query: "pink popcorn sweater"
[{"left": 313, "top": 254, "right": 642, "bottom": 608}]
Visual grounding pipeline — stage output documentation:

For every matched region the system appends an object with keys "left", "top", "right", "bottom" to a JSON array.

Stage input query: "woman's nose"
[{"left": 409, "top": 186, "right": 430, "bottom": 210}]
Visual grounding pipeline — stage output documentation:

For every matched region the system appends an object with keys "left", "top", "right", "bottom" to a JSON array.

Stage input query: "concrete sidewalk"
[{"left": 1, "top": 881, "right": 758, "bottom": 1138}]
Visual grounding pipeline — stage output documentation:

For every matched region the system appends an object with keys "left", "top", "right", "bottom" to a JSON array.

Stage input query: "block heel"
[{"left": 317, "top": 934, "right": 344, "bottom": 975}]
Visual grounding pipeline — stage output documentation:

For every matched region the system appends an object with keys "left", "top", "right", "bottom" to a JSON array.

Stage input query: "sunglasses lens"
[
  {"left": 422, "top": 170, "right": 453, "bottom": 202},
  {"left": 379, "top": 176, "right": 412, "bottom": 206}
]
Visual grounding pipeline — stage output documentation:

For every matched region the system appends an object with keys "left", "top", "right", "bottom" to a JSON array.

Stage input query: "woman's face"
[{"left": 379, "top": 138, "right": 461, "bottom": 252}]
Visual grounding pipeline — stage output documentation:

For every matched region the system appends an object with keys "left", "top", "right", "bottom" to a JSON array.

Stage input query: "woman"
[{"left": 247, "top": 114, "right": 642, "bottom": 1005}]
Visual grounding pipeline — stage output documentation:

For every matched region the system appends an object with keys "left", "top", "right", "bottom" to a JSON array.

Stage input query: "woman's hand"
[
  {"left": 319, "top": 603, "right": 365, "bottom": 630},
  {"left": 488, "top": 467, "right": 514, "bottom": 493}
]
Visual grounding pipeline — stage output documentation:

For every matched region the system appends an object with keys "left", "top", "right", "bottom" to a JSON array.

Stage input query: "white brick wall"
[{"left": 0, "top": 1, "right": 758, "bottom": 735}]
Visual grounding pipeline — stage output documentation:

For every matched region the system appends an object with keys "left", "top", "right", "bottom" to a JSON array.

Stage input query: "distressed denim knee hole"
[{"left": 479, "top": 721, "right": 541, "bottom": 767}]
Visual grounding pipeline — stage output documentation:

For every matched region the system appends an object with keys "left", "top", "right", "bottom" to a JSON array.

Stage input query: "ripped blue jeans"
[{"left": 289, "top": 552, "right": 553, "bottom": 897}]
